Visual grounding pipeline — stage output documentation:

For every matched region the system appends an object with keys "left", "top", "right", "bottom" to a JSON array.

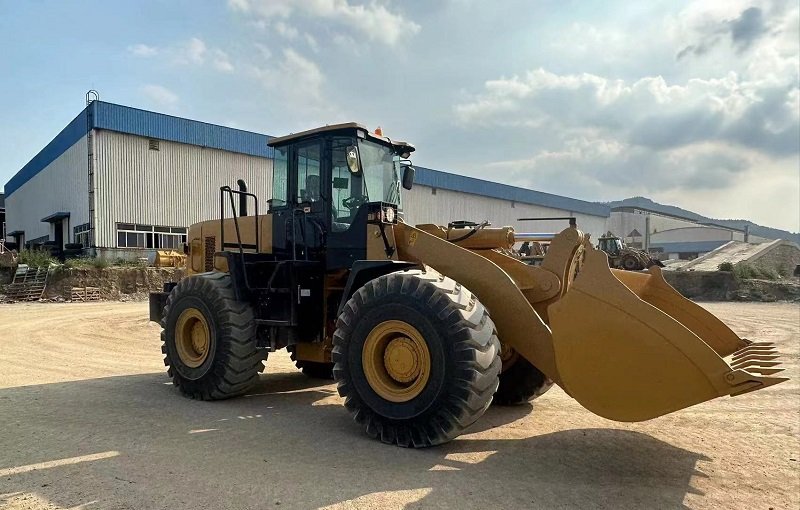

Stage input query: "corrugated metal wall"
[
  {"left": 93, "top": 102, "right": 273, "bottom": 159},
  {"left": 4, "top": 135, "right": 89, "bottom": 243},
  {"left": 404, "top": 185, "right": 609, "bottom": 243},
  {"left": 94, "top": 131, "right": 272, "bottom": 248},
  {"left": 415, "top": 166, "right": 609, "bottom": 217}
]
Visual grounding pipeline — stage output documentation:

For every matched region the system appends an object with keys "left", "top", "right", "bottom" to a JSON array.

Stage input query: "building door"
[{"left": 53, "top": 220, "right": 64, "bottom": 261}]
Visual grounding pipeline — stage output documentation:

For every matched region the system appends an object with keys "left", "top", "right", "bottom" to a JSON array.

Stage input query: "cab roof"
[{"left": 267, "top": 122, "right": 415, "bottom": 154}]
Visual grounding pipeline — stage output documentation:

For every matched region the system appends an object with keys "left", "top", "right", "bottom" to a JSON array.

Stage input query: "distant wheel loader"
[
  {"left": 597, "top": 231, "right": 665, "bottom": 271},
  {"left": 149, "top": 123, "right": 786, "bottom": 447}
]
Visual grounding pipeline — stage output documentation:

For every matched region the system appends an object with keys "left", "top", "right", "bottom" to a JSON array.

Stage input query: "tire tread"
[
  {"left": 333, "top": 268, "right": 500, "bottom": 447},
  {"left": 161, "top": 272, "right": 266, "bottom": 400}
]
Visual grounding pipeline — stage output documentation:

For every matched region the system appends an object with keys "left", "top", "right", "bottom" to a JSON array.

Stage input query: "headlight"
[{"left": 383, "top": 206, "right": 396, "bottom": 224}]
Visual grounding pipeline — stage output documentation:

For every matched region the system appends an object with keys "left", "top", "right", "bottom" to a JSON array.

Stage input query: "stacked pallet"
[
  {"left": 70, "top": 287, "right": 101, "bottom": 302},
  {"left": 5, "top": 265, "right": 50, "bottom": 302}
]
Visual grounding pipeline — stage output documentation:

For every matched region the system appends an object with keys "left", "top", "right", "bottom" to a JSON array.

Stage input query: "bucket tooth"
[
  {"left": 745, "top": 367, "right": 784, "bottom": 376},
  {"left": 734, "top": 344, "right": 776, "bottom": 352},
  {"left": 727, "top": 370, "right": 789, "bottom": 396},
  {"left": 730, "top": 354, "right": 780, "bottom": 363},
  {"left": 731, "top": 359, "right": 781, "bottom": 370},
  {"left": 732, "top": 346, "right": 777, "bottom": 360},
  {"left": 733, "top": 347, "right": 777, "bottom": 357}
]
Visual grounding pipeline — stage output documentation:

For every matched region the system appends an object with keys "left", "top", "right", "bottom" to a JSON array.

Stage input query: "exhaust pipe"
[{"left": 237, "top": 179, "right": 248, "bottom": 216}]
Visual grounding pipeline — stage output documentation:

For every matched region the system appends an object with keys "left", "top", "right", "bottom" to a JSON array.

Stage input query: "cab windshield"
[{"left": 357, "top": 139, "right": 402, "bottom": 206}]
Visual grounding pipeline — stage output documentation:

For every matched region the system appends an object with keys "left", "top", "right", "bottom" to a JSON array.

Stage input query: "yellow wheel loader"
[
  {"left": 597, "top": 231, "right": 664, "bottom": 271},
  {"left": 149, "top": 123, "right": 786, "bottom": 447}
]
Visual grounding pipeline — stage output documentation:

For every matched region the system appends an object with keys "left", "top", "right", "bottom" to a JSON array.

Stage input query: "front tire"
[
  {"left": 161, "top": 272, "right": 266, "bottom": 400},
  {"left": 333, "top": 269, "right": 501, "bottom": 447},
  {"left": 622, "top": 255, "right": 640, "bottom": 271},
  {"left": 493, "top": 348, "right": 553, "bottom": 405}
]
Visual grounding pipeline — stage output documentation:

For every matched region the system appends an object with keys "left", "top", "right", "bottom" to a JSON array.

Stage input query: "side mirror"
[
  {"left": 402, "top": 165, "right": 415, "bottom": 190},
  {"left": 345, "top": 145, "right": 362, "bottom": 175}
]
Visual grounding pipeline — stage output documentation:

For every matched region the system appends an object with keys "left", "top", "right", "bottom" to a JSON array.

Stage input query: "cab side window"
[
  {"left": 296, "top": 143, "right": 322, "bottom": 204},
  {"left": 271, "top": 146, "right": 289, "bottom": 206},
  {"left": 330, "top": 137, "right": 361, "bottom": 232}
]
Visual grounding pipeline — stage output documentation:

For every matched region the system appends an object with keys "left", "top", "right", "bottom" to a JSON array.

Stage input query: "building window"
[
  {"left": 73, "top": 223, "right": 91, "bottom": 247},
  {"left": 431, "top": 188, "right": 437, "bottom": 195},
  {"left": 116, "top": 223, "right": 187, "bottom": 249},
  {"left": 149, "top": 139, "right": 160, "bottom": 151}
]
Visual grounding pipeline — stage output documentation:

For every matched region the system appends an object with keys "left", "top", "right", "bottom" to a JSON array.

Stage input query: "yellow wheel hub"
[
  {"left": 175, "top": 308, "right": 211, "bottom": 368},
  {"left": 363, "top": 320, "right": 431, "bottom": 402}
]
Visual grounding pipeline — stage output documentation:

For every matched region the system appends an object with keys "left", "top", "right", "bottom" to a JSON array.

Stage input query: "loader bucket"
[{"left": 549, "top": 247, "right": 787, "bottom": 422}]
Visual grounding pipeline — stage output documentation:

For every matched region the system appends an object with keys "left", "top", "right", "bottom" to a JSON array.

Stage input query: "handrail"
[{"left": 219, "top": 185, "right": 260, "bottom": 290}]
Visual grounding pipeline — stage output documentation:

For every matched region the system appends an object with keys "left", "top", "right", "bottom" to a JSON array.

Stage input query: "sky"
[{"left": 1, "top": 0, "right": 798, "bottom": 232}]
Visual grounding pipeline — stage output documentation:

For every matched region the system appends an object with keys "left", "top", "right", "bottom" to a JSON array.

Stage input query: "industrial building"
[
  {"left": 607, "top": 204, "right": 769, "bottom": 260},
  {"left": 3, "top": 100, "right": 609, "bottom": 259},
  {"left": 4, "top": 101, "right": 273, "bottom": 258}
]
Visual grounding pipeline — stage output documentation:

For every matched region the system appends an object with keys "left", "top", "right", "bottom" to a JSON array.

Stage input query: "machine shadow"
[{"left": 0, "top": 372, "right": 709, "bottom": 510}]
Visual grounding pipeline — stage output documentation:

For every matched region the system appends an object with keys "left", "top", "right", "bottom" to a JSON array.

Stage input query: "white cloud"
[
  {"left": 249, "top": 48, "right": 340, "bottom": 122},
  {"left": 230, "top": 0, "right": 420, "bottom": 46},
  {"left": 451, "top": 1, "right": 798, "bottom": 230},
  {"left": 278, "top": 48, "right": 324, "bottom": 103},
  {"left": 127, "top": 43, "right": 158, "bottom": 57},
  {"left": 275, "top": 21, "right": 299, "bottom": 40},
  {"left": 253, "top": 43, "right": 272, "bottom": 60},
  {"left": 129, "top": 37, "right": 238, "bottom": 74},
  {"left": 211, "top": 49, "right": 234, "bottom": 72},
  {"left": 305, "top": 33, "right": 319, "bottom": 53},
  {"left": 182, "top": 37, "right": 207, "bottom": 64},
  {"left": 454, "top": 69, "right": 794, "bottom": 154},
  {"left": 141, "top": 84, "right": 179, "bottom": 110},
  {"left": 227, "top": 0, "right": 251, "bottom": 13}
]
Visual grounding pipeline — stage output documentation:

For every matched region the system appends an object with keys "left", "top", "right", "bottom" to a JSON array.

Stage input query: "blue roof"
[
  {"left": 5, "top": 101, "right": 273, "bottom": 197},
  {"left": 92, "top": 102, "right": 273, "bottom": 159},
  {"left": 650, "top": 240, "right": 728, "bottom": 253},
  {"left": 4, "top": 102, "right": 609, "bottom": 217},
  {"left": 415, "top": 166, "right": 609, "bottom": 217}
]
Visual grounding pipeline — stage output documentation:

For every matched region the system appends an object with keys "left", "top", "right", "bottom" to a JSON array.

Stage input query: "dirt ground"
[{"left": 0, "top": 302, "right": 797, "bottom": 509}]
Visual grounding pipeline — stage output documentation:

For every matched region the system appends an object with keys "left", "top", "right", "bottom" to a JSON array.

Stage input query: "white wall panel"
[
  {"left": 608, "top": 210, "right": 700, "bottom": 241},
  {"left": 94, "top": 131, "right": 273, "bottom": 248},
  {"left": 651, "top": 227, "right": 742, "bottom": 243},
  {"left": 4, "top": 136, "right": 89, "bottom": 244},
  {"left": 404, "top": 185, "right": 608, "bottom": 242}
]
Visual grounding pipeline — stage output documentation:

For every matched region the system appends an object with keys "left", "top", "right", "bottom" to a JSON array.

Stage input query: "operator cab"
[
  {"left": 267, "top": 123, "right": 415, "bottom": 269},
  {"left": 597, "top": 234, "right": 623, "bottom": 256}
]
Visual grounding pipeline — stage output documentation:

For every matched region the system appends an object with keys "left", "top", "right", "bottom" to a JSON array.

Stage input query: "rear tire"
[
  {"left": 161, "top": 272, "right": 266, "bottom": 400},
  {"left": 333, "top": 269, "right": 501, "bottom": 447},
  {"left": 288, "top": 346, "right": 334, "bottom": 379},
  {"left": 493, "top": 355, "right": 553, "bottom": 405}
]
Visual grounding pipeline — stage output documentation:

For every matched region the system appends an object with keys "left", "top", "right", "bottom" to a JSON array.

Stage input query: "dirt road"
[{"left": 0, "top": 302, "right": 798, "bottom": 509}]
